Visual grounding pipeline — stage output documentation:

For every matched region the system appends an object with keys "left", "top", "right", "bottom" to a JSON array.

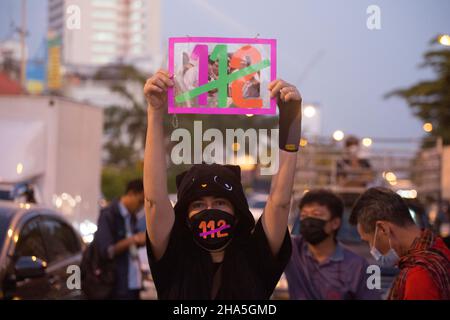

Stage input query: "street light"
[
  {"left": 235, "top": 154, "right": 256, "bottom": 171},
  {"left": 384, "top": 171, "right": 397, "bottom": 186},
  {"left": 333, "top": 130, "right": 344, "bottom": 141},
  {"left": 438, "top": 34, "right": 450, "bottom": 46},
  {"left": 385, "top": 171, "right": 396, "bottom": 182},
  {"left": 299, "top": 138, "right": 308, "bottom": 147},
  {"left": 16, "top": 163, "right": 24, "bottom": 175},
  {"left": 423, "top": 122, "right": 433, "bottom": 133},
  {"left": 362, "top": 138, "right": 372, "bottom": 147},
  {"left": 303, "top": 105, "right": 316, "bottom": 118},
  {"left": 302, "top": 103, "right": 321, "bottom": 136}
]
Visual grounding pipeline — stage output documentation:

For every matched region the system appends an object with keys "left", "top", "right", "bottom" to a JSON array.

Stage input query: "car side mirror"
[{"left": 14, "top": 256, "right": 47, "bottom": 280}]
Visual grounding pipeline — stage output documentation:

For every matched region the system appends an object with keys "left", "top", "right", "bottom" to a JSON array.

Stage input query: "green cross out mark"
[{"left": 175, "top": 59, "right": 271, "bottom": 106}]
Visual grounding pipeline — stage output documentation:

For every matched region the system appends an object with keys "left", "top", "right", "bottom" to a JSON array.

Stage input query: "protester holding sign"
[{"left": 142, "top": 66, "right": 302, "bottom": 299}]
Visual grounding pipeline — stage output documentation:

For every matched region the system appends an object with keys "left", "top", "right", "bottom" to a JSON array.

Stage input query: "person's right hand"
[{"left": 143, "top": 69, "right": 174, "bottom": 111}]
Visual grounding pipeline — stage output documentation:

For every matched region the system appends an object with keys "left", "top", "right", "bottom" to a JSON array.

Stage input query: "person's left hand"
[
  {"left": 268, "top": 79, "right": 302, "bottom": 107},
  {"left": 269, "top": 79, "right": 302, "bottom": 152}
]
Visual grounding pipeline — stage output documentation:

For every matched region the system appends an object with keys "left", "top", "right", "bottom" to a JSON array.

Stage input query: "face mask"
[
  {"left": 299, "top": 217, "right": 330, "bottom": 245},
  {"left": 370, "top": 225, "right": 400, "bottom": 268},
  {"left": 188, "top": 208, "right": 236, "bottom": 252}
]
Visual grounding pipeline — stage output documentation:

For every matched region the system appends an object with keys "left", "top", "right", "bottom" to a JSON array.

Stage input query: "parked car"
[{"left": 0, "top": 201, "right": 85, "bottom": 299}]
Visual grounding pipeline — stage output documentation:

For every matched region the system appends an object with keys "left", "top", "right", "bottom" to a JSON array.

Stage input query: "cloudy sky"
[{"left": 1, "top": 0, "right": 449, "bottom": 143}]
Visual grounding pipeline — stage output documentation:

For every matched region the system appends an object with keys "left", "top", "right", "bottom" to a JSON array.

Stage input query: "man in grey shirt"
[{"left": 285, "top": 189, "right": 381, "bottom": 300}]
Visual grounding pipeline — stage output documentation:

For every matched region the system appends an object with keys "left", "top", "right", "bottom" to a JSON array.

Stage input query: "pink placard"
[{"left": 168, "top": 37, "right": 277, "bottom": 115}]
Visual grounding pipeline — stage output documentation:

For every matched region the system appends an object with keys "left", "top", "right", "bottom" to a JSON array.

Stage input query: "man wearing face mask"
[
  {"left": 285, "top": 189, "right": 381, "bottom": 300},
  {"left": 350, "top": 187, "right": 450, "bottom": 300},
  {"left": 142, "top": 70, "right": 301, "bottom": 299}
]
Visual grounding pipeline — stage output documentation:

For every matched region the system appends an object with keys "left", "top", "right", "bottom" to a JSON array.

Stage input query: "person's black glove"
[{"left": 269, "top": 80, "right": 302, "bottom": 152}]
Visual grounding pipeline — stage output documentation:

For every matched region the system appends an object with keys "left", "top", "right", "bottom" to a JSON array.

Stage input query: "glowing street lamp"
[
  {"left": 299, "top": 138, "right": 308, "bottom": 147},
  {"left": 301, "top": 103, "right": 322, "bottom": 136},
  {"left": 303, "top": 105, "right": 317, "bottom": 118},
  {"left": 385, "top": 171, "right": 397, "bottom": 182},
  {"left": 362, "top": 138, "right": 372, "bottom": 147},
  {"left": 438, "top": 34, "right": 450, "bottom": 46},
  {"left": 16, "top": 163, "right": 24, "bottom": 175},
  {"left": 333, "top": 130, "right": 344, "bottom": 141},
  {"left": 423, "top": 122, "right": 433, "bottom": 133}
]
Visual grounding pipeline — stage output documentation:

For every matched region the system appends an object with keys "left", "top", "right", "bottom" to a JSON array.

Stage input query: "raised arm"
[
  {"left": 261, "top": 80, "right": 302, "bottom": 256},
  {"left": 143, "top": 70, "right": 176, "bottom": 260}
]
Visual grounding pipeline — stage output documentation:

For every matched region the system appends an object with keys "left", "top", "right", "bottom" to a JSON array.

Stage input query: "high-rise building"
[{"left": 48, "top": 0, "right": 161, "bottom": 70}]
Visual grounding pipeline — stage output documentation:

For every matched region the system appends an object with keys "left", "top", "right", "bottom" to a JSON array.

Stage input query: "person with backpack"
[{"left": 82, "top": 179, "right": 146, "bottom": 299}]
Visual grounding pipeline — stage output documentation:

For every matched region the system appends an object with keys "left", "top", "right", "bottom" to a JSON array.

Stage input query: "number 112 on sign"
[{"left": 168, "top": 37, "right": 277, "bottom": 115}]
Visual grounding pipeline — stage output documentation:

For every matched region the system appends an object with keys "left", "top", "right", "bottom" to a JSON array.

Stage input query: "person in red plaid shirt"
[{"left": 350, "top": 187, "right": 450, "bottom": 300}]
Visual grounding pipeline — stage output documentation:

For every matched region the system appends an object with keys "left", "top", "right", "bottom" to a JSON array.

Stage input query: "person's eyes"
[
  {"left": 214, "top": 199, "right": 228, "bottom": 207},
  {"left": 192, "top": 202, "right": 205, "bottom": 209},
  {"left": 301, "top": 212, "right": 323, "bottom": 219}
]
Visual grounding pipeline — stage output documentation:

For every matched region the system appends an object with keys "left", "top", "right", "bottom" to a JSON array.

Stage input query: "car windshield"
[
  {"left": 0, "top": 208, "right": 14, "bottom": 249},
  {"left": 0, "top": 190, "right": 13, "bottom": 201}
]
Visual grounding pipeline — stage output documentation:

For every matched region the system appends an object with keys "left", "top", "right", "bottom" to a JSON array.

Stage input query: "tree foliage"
[{"left": 386, "top": 37, "right": 450, "bottom": 145}]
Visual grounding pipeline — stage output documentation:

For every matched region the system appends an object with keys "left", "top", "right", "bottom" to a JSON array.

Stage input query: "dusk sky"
[{"left": 1, "top": 0, "right": 449, "bottom": 142}]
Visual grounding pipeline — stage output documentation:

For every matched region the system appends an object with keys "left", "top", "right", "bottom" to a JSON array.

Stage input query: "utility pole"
[{"left": 19, "top": 0, "right": 27, "bottom": 88}]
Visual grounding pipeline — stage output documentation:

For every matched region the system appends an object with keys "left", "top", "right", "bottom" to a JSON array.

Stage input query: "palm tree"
[
  {"left": 97, "top": 64, "right": 172, "bottom": 166},
  {"left": 386, "top": 36, "right": 450, "bottom": 145}
]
